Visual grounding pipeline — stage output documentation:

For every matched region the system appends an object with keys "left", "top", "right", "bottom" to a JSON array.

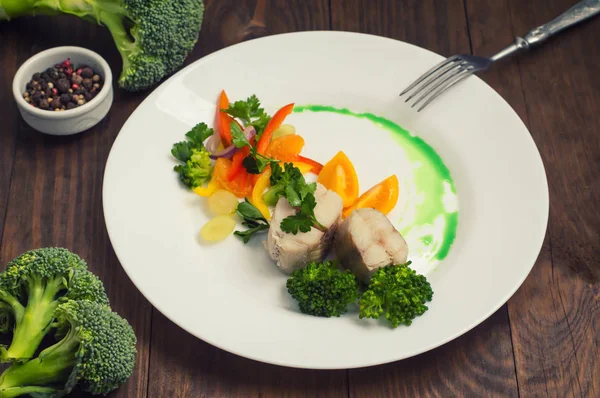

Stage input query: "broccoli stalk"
[
  {"left": 0, "top": 276, "right": 63, "bottom": 362},
  {"left": 0, "top": 248, "right": 109, "bottom": 362},
  {"left": 0, "top": 0, "right": 205, "bottom": 91},
  {"left": 0, "top": 300, "right": 137, "bottom": 397}
]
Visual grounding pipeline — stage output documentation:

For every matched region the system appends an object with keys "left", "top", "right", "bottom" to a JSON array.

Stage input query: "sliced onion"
[
  {"left": 209, "top": 126, "right": 257, "bottom": 159},
  {"left": 205, "top": 129, "right": 221, "bottom": 153},
  {"left": 209, "top": 144, "right": 237, "bottom": 159}
]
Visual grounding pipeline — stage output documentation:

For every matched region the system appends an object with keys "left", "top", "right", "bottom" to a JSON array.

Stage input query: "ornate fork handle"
[
  {"left": 523, "top": 0, "right": 600, "bottom": 46},
  {"left": 491, "top": 0, "right": 600, "bottom": 61}
]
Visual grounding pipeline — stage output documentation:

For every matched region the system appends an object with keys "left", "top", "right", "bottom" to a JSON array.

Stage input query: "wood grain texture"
[
  {"left": 331, "top": 1, "right": 519, "bottom": 396},
  {"left": 148, "top": 312, "right": 347, "bottom": 398},
  {"left": 499, "top": 0, "right": 600, "bottom": 396},
  {"left": 0, "top": 23, "right": 20, "bottom": 246},
  {"left": 146, "top": 1, "right": 344, "bottom": 397},
  {"left": 0, "top": 16, "right": 152, "bottom": 398},
  {"left": 331, "top": 0, "right": 471, "bottom": 56}
]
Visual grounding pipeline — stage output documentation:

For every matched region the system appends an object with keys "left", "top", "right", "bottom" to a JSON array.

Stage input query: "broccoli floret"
[
  {"left": 0, "top": 0, "right": 205, "bottom": 91},
  {"left": 359, "top": 262, "right": 433, "bottom": 328},
  {"left": 286, "top": 261, "right": 359, "bottom": 317},
  {"left": 0, "top": 248, "right": 109, "bottom": 362},
  {"left": 172, "top": 122, "right": 214, "bottom": 189},
  {"left": 0, "top": 300, "right": 137, "bottom": 397},
  {"left": 174, "top": 149, "right": 213, "bottom": 189}
]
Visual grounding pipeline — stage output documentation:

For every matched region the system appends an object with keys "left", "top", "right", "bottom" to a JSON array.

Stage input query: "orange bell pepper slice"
[
  {"left": 318, "top": 151, "right": 359, "bottom": 207},
  {"left": 294, "top": 155, "right": 323, "bottom": 174},
  {"left": 251, "top": 168, "right": 272, "bottom": 220},
  {"left": 266, "top": 134, "right": 305, "bottom": 160},
  {"left": 212, "top": 158, "right": 253, "bottom": 198},
  {"left": 256, "top": 103, "right": 294, "bottom": 154},
  {"left": 343, "top": 175, "right": 399, "bottom": 218},
  {"left": 216, "top": 90, "right": 233, "bottom": 146}
]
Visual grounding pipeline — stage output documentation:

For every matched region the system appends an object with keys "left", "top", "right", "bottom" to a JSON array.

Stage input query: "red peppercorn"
[
  {"left": 66, "top": 67, "right": 73, "bottom": 75},
  {"left": 52, "top": 88, "right": 58, "bottom": 96},
  {"left": 72, "top": 83, "right": 79, "bottom": 89},
  {"left": 77, "top": 68, "right": 83, "bottom": 75},
  {"left": 62, "top": 59, "right": 71, "bottom": 68}
]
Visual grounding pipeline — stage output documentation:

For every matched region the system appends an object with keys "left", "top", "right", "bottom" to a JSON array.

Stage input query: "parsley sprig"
[
  {"left": 233, "top": 199, "right": 270, "bottom": 243},
  {"left": 230, "top": 122, "right": 278, "bottom": 174},
  {"left": 223, "top": 95, "right": 271, "bottom": 139}
]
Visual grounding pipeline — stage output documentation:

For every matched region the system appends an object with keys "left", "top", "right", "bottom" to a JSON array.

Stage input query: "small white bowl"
[{"left": 12, "top": 46, "right": 113, "bottom": 136}]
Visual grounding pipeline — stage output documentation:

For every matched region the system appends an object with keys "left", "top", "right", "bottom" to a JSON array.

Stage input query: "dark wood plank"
[
  {"left": 331, "top": 1, "right": 519, "bottom": 396},
  {"left": 499, "top": 0, "right": 600, "bottom": 396},
  {"left": 0, "top": 23, "right": 20, "bottom": 246},
  {"left": 349, "top": 309, "right": 517, "bottom": 398},
  {"left": 331, "top": 0, "right": 471, "bottom": 56},
  {"left": 146, "top": 1, "right": 346, "bottom": 397},
  {"left": 0, "top": 16, "right": 151, "bottom": 398},
  {"left": 148, "top": 312, "right": 348, "bottom": 398}
]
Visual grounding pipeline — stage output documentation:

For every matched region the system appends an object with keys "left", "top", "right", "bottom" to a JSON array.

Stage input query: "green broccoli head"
[
  {"left": 359, "top": 262, "right": 433, "bottom": 328},
  {"left": 0, "top": 248, "right": 108, "bottom": 362},
  {"left": 286, "top": 261, "right": 359, "bottom": 317},
  {"left": 112, "top": 0, "right": 205, "bottom": 91},
  {"left": 0, "top": 300, "right": 137, "bottom": 397},
  {"left": 174, "top": 148, "right": 213, "bottom": 189},
  {"left": 0, "top": 0, "right": 205, "bottom": 91}
]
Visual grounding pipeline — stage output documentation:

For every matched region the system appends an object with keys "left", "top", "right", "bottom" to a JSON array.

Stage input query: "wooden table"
[{"left": 1, "top": 0, "right": 598, "bottom": 396}]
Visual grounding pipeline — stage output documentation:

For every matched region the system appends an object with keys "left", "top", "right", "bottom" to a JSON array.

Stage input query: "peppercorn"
[
  {"left": 39, "top": 99, "right": 50, "bottom": 109},
  {"left": 81, "top": 67, "right": 94, "bottom": 78},
  {"left": 51, "top": 98, "right": 61, "bottom": 109},
  {"left": 56, "top": 78, "right": 70, "bottom": 93},
  {"left": 71, "top": 74, "right": 83, "bottom": 85}
]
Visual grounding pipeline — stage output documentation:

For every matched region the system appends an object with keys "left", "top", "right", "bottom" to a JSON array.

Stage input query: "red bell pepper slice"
[
  {"left": 228, "top": 146, "right": 250, "bottom": 181},
  {"left": 256, "top": 103, "right": 295, "bottom": 154},
  {"left": 216, "top": 90, "right": 233, "bottom": 146}
]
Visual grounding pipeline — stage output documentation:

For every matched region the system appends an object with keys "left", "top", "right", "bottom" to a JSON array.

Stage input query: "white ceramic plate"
[{"left": 103, "top": 31, "right": 548, "bottom": 369}]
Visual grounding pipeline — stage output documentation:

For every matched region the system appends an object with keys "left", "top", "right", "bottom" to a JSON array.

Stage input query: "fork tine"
[
  {"left": 404, "top": 61, "right": 466, "bottom": 103},
  {"left": 410, "top": 64, "right": 471, "bottom": 108},
  {"left": 399, "top": 55, "right": 460, "bottom": 96},
  {"left": 417, "top": 69, "right": 475, "bottom": 112}
]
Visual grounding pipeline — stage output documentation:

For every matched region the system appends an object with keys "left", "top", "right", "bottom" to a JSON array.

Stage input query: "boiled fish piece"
[
  {"left": 334, "top": 208, "right": 408, "bottom": 283},
  {"left": 265, "top": 183, "right": 343, "bottom": 274}
]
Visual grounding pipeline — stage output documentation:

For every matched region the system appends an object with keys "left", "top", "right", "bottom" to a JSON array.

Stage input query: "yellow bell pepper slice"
[
  {"left": 318, "top": 151, "right": 359, "bottom": 207},
  {"left": 251, "top": 168, "right": 272, "bottom": 221},
  {"left": 343, "top": 175, "right": 399, "bottom": 218},
  {"left": 193, "top": 179, "right": 220, "bottom": 197}
]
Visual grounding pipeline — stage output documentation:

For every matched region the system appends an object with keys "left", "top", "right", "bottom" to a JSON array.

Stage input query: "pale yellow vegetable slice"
[
  {"left": 207, "top": 189, "right": 239, "bottom": 215},
  {"left": 271, "top": 124, "right": 296, "bottom": 140},
  {"left": 200, "top": 216, "right": 236, "bottom": 242}
]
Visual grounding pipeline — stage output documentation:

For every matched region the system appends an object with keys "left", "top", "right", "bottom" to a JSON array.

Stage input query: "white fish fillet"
[
  {"left": 334, "top": 208, "right": 408, "bottom": 283},
  {"left": 265, "top": 183, "right": 343, "bottom": 274}
]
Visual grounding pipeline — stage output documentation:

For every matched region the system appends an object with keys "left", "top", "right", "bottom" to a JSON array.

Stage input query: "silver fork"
[{"left": 400, "top": 0, "right": 600, "bottom": 112}]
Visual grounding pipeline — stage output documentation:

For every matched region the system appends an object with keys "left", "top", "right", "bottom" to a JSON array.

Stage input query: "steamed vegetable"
[
  {"left": 172, "top": 123, "right": 214, "bottom": 189},
  {"left": 318, "top": 151, "right": 359, "bottom": 208},
  {"left": 343, "top": 175, "right": 399, "bottom": 218},
  {"left": 0, "top": 248, "right": 108, "bottom": 362},
  {"left": 256, "top": 103, "right": 295, "bottom": 154},
  {"left": 0, "top": 300, "right": 136, "bottom": 397},
  {"left": 359, "top": 262, "right": 433, "bottom": 327},
  {"left": 0, "top": 0, "right": 205, "bottom": 91},
  {"left": 286, "top": 261, "right": 359, "bottom": 317}
]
